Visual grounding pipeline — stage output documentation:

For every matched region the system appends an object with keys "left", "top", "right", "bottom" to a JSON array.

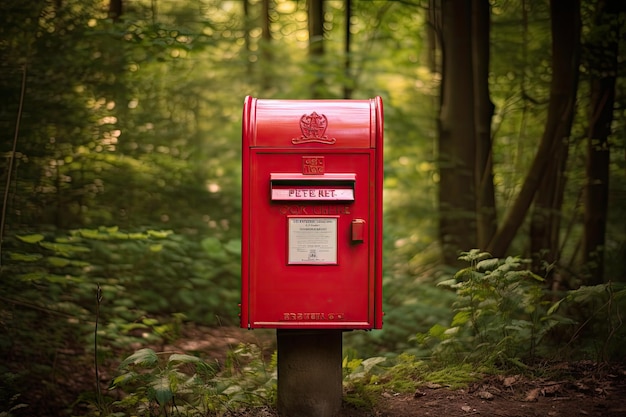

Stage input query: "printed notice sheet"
[{"left": 288, "top": 217, "right": 338, "bottom": 264}]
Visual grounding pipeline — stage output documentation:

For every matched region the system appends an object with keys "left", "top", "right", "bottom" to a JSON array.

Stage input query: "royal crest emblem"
[{"left": 292, "top": 112, "right": 336, "bottom": 145}]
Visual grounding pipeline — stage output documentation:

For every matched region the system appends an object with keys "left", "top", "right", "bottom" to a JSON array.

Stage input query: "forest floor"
[{"left": 30, "top": 324, "right": 626, "bottom": 417}]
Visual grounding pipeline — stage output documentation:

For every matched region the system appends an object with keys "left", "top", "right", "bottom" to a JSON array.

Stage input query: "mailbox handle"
[{"left": 351, "top": 219, "right": 366, "bottom": 243}]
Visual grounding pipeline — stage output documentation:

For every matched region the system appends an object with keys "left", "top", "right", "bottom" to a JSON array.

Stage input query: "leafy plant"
[
  {"left": 0, "top": 226, "right": 241, "bottom": 416},
  {"left": 342, "top": 355, "right": 387, "bottom": 409},
  {"left": 110, "top": 343, "right": 276, "bottom": 416},
  {"left": 417, "top": 250, "right": 556, "bottom": 368},
  {"left": 0, "top": 393, "right": 28, "bottom": 417},
  {"left": 547, "top": 282, "right": 626, "bottom": 361}
]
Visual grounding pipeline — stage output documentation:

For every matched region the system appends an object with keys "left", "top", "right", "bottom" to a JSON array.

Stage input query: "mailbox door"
[{"left": 245, "top": 150, "right": 376, "bottom": 329}]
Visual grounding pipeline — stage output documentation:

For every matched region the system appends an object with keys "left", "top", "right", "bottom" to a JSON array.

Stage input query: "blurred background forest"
[{"left": 1, "top": 0, "right": 625, "bottom": 415}]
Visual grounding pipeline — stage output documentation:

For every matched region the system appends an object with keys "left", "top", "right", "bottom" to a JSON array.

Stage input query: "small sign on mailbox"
[{"left": 240, "top": 96, "right": 383, "bottom": 329}]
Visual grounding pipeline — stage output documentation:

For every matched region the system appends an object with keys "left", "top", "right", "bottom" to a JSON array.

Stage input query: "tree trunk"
[
  {"left": 243, "top": 0, "right": 252, "bottom": 76},
  {"left": 426, "top": 0, "right": 441, "bottom": 74},
  {"left": 529, "top": 0, "right": 580, "bottom": 280},
  {"left": 487, "top": 0, "right": 580, "bottom": 259},
  {"left": 583, "top": 0, "right": 620, "bottom": 285},
  {"left": 109, "top": 0, "right": 122, "bottom": 21},
  {"left": 472, "top": 0, "right": 496, "bottom": 250},
  {"left": 260, "top": 0, "right": 273, "bottom": 92},
  {"left": 308, "top": 0, "right": 325, "bottom": 98},
  {"left": 262, "top": 0, "right": 271, "bottom": 44},
  {"left": 343, "top": 0, "right": 352, "bottom": 99},
  {"left": 438, "top": 0, "right": 476, "bottom": 265}
]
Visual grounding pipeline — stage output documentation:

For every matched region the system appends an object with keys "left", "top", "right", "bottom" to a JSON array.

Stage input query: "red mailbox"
[{"left": 241, "top": 96, "right": 383, "bottom": 329}]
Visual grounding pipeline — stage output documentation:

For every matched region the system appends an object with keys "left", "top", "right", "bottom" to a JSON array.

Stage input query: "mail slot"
[
  {"left": 240, "top": 96, "right": 383, "bottom": 329},
  {"left": 270, "top": 173, "right": 356, "bottom": 201}
]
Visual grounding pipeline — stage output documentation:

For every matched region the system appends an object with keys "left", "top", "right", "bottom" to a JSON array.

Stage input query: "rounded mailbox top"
[{"left": 243, "top": 96, "right": 383, "bottom": 149}]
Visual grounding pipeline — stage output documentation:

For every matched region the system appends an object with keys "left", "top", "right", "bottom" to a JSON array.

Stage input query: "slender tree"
[
  {"left": 243, "top": 0, "right": 252, "bottom": 76},
  {"left": 438, "top": 0, "right": 477, "bottom": 265},
  {"left": 529, "top": 0, "right": 581, "bottom": 279},
  {"left": 260, "top": 0, "right": 273, "bottom": 92},
  {"left": 308, "top": 0, "right": 325, "bottom": 98},
  {"left": 472, "top": 0, "right": 496, "bottom": 250},
  {"left": 109, "top": 0, "right": 122, "bottom": 21},
  {"left": 343, "top": 0, "right": 352, "bottom": 99},
  {"left": 583, "top": 0, "right": 621, "bottom": 284},
  {"left": 425, "top": 0, "right": 441, "bottom": 74}
]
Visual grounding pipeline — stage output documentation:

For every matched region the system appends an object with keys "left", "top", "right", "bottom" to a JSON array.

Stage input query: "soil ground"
[
  {"left": 343, "top": 371, "right": 626, "bottom": 417},
  {"left": 25, "top": 324, "right": 626, "bottom": 416}
]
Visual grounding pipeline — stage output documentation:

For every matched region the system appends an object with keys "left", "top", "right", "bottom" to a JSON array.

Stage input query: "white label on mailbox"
[
  {"left": 271, "top": 187, "right": 354, "bottom": 201},
  {"left": 288, "top": 217, "right": 337, "bottom": 264}
]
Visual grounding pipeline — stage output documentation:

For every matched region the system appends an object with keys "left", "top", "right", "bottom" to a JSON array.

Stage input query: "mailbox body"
[{"left": 241, "top": 96, "right": 383, "bottom": 329}]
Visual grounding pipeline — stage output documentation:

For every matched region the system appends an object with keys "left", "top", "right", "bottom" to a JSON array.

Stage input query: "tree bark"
[
  {"left": 243, "top": 0, "right": 252, "bottom": 76},
  {"left": 308, "top": 0, "right": 325, "bottom": 98},
  {"left": 583, "top": 0, "right": 620, "bottom": 285},
  {"left": 472, "top": 0, "right": 496, "bottom": 250},
  {"left": 259, "top": 0, "right": 273, "bottom": 92},
  {"left": 438, "top": 0, "right": 476, "bottom": 265},
  {"left": 529, "top": 0, "right": 580, "bottom": 279},
  {"left": 426, "top": 0, "right": 441, "bottom": 74},
  {"left": 109, "top": 0, "right": 122, "bottom": 21},
  {"left": 343, "top": 0, "right": 352, "bottom": 99}
]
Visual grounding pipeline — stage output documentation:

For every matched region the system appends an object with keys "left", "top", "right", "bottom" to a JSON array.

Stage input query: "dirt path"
[{"left": 362, "top": 372, "right": 626, "bottom": 417}]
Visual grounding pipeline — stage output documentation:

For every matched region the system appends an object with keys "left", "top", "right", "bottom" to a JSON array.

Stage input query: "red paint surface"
[{"left": 241, "top": 97, "right": 383, "bottom": 329}]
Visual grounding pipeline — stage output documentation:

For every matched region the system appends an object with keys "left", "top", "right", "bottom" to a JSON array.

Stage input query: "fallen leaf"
[
  {"left": 478, "top": 390, "right": 494, "bottom": 400},
  {"left": 525, "top": 387, "right": 541, "bottom": 402},
  {"left": 503, "top": 375, "right": 519, "bottom": 387}
]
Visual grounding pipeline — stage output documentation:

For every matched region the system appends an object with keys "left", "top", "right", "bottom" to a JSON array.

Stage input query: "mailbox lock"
[{"left": 351, "top": 219, "right": 366, "bottom": 243}]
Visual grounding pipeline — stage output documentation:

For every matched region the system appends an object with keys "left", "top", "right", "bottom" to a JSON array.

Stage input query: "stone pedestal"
[{"left": 277, "top": 329, "right": 343, "bottom": 417}]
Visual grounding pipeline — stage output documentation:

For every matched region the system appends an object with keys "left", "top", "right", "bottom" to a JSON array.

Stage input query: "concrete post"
[{"left": 277, "top": 329, "right": 343, "bottom": 417}]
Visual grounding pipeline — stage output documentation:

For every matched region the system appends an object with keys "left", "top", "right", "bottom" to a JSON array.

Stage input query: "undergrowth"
[
  {"left": 5, "top": 240, "right": 624, "bottom": 416},
  {"left": 105, "top": 344, "right": 276, "bottom": 416},
  {"left": 96, "top": 250, "right": 625, "bottom": 416},
  {"left": 415, "top": 250, "right": 626, "bottom": 368}
]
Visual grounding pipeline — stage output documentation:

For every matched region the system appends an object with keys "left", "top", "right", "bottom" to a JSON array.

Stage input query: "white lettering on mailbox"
[
  {"left": 272, "top": 187, "right": 353, "bottom": 201},
  {"left": 288, "top": 189, "right": 337, "bottom": 198}
]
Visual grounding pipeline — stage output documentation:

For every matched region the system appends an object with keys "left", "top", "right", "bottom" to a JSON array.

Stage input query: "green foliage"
[
  {"left": 342, "top": 352, "right": 485, "bottom": 410},
  {"left": 110, "top": 344, "right": 275, "bottom": 416},
  {"left": 421, "top": 364, "right": 486, "bottom": 389},
  {"left": 3, "top": 225, "right": 241, "bottom": 333},
  {"left": 547, "top": 282, "right": 626, "bottom": 362},
  {"left": 413, "top": 251, "right": 626, "bottom": 368},
  {"left": 0, "top": 226, "right": 241, "bottom": 415},
  {"left": 342, "top": 355, "right": 387, "bottom": 409},
  {"left": 417, "top": 250, "right": 555, "bottom": 368},
  {"left": 108, "top": 342, "right": 489, "bottom": 416}
]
